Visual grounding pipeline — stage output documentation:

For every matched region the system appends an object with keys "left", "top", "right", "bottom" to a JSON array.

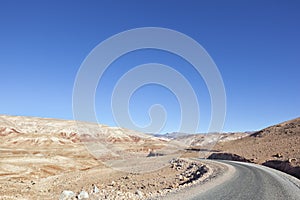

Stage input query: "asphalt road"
[{"left": 163, "top": 160, "right": 300, "bottom": 200}]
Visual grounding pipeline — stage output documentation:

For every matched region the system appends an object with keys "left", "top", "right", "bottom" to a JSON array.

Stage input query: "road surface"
[{"left": 163, "top": 160, "right": 300, "bottom": 200}]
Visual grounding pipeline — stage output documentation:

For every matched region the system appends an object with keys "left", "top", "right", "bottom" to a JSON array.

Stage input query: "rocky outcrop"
[
  {"left": 262, "top": 160, "right": 300, "bottom": 179},
  {"left": 208, "top": 153, "right": 252, "bottom": 163},
  {"left": 170, "top": 158, "right": 208, "bottom": 185}
]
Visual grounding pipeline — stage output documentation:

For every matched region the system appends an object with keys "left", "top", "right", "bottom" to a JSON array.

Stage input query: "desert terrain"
[
  {"left": 211, "top": 117, "right": 300, "bottom": 178},
  {"left": 0, "top": 114, "right": 299, "bottom": 200},
  {"left": 0, "top": 115, "right": 213, "bottom": 200},
  {"left": 159, "top": 118, "right": 300, "bottom": 179}
]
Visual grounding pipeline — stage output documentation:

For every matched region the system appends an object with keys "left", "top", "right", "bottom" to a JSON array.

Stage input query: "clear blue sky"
[{"left": 0, "top": 0, "right": 299, "bottom": 133}]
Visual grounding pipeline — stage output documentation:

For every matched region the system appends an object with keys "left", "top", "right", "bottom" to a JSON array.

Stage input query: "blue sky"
[{"left": 0, "top": 0, "right": 299, "bottom": 133}]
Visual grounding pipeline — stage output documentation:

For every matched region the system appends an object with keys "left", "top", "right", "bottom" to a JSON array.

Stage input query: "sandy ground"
[
  {"left": 0, "top": 115, "right": 210, "bottom": 200},
  {"left": 0, "top": 142, "right": 209, "bottom": 200},
  {"left": 1, "top": 114, "right": 298, "bottom": 199}
]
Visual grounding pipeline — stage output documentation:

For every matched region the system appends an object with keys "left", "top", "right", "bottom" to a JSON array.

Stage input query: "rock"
[
  {"left": 109, "top": 181, "right": 116, "bottom": 186},
  {"left": 273, "top": 153, "right": 283, "bottom": 158},
  {"left": 288, "top": 158, "right": 297, "bottom": 163},
  {"left": 178, "top": 175, "right": 184, "bottom": 181},
  {"left": 92, "top": 184, "right": 99, "bottom": 193},
  {"left": 262, "top": 160, "right": 300, "bottom": 179},
  {"left": 77, "top": 190, "right": 89, "bottom": 200},
  {"left": 183, "top": 176, "right": 189, "bottom": 182},
  {"left": 172, "top": 182, "right": 179, "bottom": 188},
  {"left": 59, "top": 190, "right": 75, "bottom": 200},
  {"left": 208, "top": 153, "right": 252, "bottom": 163},
  {"left": 135, "top": 190, "right": 143, "bottom": 198}
]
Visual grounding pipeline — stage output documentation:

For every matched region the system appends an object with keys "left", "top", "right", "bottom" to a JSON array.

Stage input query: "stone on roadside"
[
  {"left": 92, "top": 184, "right": 99, "bottom": 193},
  {"left": 59, "top": 190, "right": 75, "bottom": 200},
  {"left": 77, "top": 190, "right": 89, "bottom": 200},
  {"left": 135, "top": 190, "right": 143, "bottom": 198}
]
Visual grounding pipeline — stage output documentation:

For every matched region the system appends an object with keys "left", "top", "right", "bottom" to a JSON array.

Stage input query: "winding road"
[{"left": 163, "top": 160, "right": 300, "bottom": 200}]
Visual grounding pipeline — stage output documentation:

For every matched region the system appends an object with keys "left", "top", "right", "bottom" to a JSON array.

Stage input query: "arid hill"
[
  {"left": 158, "top": 132, "right": 250, "bottom": 158},
  {"left": 213, "top": 117, "right": 300, "bottom": 178}
]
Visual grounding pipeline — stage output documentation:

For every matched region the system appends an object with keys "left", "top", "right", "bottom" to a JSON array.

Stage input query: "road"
[{"left": 162, "top": 160, "right": 300, "bottom": 200}]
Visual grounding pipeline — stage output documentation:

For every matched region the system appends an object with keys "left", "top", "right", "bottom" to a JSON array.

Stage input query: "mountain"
[
  {"left": 154, "top": 132, "right": 194, "bottom": 139},
  {"left": 0, "top": 115, "right": 172, "bottom": 164},
  {"left": 0, "top": 114, "right": 167, "bottom": 148},
  {"left": 157, "top": 132, "right": 250, "bottom": 147}
]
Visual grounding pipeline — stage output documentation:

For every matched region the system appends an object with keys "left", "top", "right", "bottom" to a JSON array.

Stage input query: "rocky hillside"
[
  {"left": 158, "top": 132, "right": 249, "bottom": 147},
  {"left": 213, "top": 117, "right": 300, "bottom": 178},
  {"left": 250, "top": 117, "right": 300, "bottom": 138}
]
